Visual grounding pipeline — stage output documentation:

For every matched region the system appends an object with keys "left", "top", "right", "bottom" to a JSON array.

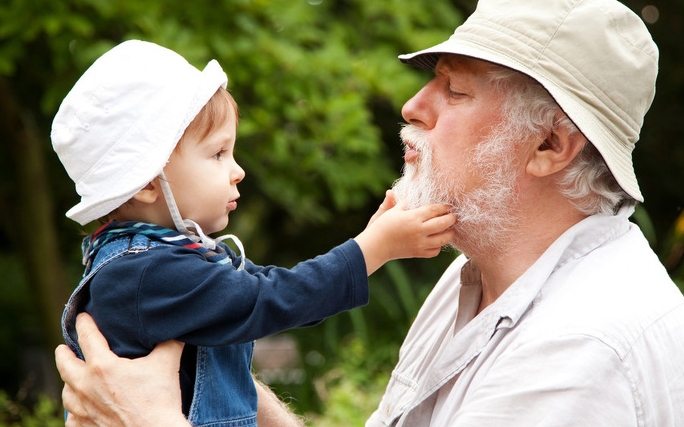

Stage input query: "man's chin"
[{"left": 392, "top": 177, "right": 427, "bottom": 209}]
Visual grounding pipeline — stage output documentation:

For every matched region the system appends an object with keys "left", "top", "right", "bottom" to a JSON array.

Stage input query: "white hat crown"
[{"left": 52, "top": 40, "right": 228, "bottom": 225}]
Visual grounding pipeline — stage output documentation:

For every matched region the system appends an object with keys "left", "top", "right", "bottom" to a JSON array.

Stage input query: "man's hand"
[
  {"left": 55, "top": 313, "right": 189, "bottom": 427},
  {"left": 254, "top": 378, "right": 306, "bottom": 427}
]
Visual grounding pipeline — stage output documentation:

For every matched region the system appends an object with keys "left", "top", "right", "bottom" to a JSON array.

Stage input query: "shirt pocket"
[{"left": 368, "top": 371, "right": 418, "bottom": 426}]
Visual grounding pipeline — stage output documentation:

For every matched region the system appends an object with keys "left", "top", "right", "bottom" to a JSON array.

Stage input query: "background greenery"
[{"left": 0, "top": 0, "right": 682, "bottom": 424}]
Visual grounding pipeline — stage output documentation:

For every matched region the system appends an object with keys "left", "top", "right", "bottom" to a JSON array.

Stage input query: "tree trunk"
[{"left": 0, "top": 78, "right": 70, "bottom": 396}]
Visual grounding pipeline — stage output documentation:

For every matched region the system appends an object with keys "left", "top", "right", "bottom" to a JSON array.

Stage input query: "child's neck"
[{"left": 111, "top": 203, "right": 175, "bottom": 230}]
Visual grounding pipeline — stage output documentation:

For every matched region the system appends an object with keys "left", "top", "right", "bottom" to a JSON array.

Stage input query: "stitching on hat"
[
  {"left": 535, "top": 0, "right": 580, "bottom": 64},
  {"left": 603, "top": 1, "right": 658, "bottom": 60}
]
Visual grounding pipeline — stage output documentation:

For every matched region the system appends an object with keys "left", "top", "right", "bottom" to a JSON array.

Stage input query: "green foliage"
[
  {"left": 0, "top": 392, "right": 62, "bottom": 427},
  {"left": 305, "top": 338, "right": 391, "bottom": 426}
]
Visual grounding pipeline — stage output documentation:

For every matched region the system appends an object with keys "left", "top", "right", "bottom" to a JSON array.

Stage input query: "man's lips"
[{"left": 404, "top": 146, "right": 419, "bottom": 163}]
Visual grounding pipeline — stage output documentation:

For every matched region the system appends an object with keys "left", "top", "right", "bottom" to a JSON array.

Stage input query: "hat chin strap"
[{"left": 158, "top": 171, "right": 245, "bottom": 270}]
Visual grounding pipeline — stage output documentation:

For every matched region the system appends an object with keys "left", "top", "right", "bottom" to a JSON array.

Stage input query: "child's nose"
[{"left": 232, "top": 162, "right": 245, "bottom": 184}]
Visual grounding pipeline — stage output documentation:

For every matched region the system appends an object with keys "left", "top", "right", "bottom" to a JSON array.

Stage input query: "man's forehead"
[{"left": 434, "top": 54, "right": 499, "bottom": 76}]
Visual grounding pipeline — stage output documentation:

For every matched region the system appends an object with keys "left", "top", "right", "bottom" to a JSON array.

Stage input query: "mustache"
[{"left": 400, "top": 124, "right": 431, "bottom": 154}]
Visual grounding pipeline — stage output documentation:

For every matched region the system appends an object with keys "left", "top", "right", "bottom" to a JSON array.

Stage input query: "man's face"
[{"left": 393, "top": 55, "right": 524, "bottom": 254}]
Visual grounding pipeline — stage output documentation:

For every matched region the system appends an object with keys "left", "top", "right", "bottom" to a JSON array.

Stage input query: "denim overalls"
[{"left": 61, "top": 233, "right": 257, "bottom": 427}]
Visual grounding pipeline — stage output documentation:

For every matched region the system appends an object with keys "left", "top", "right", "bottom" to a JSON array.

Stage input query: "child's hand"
[
  {"left": 354, "top": 191, "right": 456, "bottom": 275},
  {"left": 367, "top": 190, "right": 398, "bottom": 226}
]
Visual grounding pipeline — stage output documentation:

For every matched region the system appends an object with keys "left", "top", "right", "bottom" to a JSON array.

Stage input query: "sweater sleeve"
[{"left": 86, "top": 239, "right": 368, "bottom": 357}]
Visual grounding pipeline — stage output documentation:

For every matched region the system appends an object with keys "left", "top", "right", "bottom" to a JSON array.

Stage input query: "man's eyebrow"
[
  {"left": 434, "top": 61, "right": 449, "bottom": 75},
  {"left": 434, "top": 58, "right": 459, "bottom": 76}
]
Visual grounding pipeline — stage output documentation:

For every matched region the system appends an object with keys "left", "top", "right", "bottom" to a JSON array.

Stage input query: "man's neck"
[{"left": 469, "top": 199, "right": 588, "bottom": 313}]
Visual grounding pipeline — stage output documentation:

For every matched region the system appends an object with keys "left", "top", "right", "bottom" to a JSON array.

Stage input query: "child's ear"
[
  {"left": 131, "top": 180, "right": 161, "bottom": 204},
  {"left": 526, "top": 126, "right": 586, "bottom": 178}
]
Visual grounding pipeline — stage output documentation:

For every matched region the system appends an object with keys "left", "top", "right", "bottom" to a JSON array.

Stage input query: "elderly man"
[{"left": 56, "top": 0, "right": 684, "bottom": 426}]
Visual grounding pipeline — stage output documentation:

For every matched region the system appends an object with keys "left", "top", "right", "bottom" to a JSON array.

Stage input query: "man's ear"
[
  {"left": 131, "top": 179, "right": 162, "bottom": 204},
  {"left": 526, "top": 126, "right": 586, "bottom": 178}
]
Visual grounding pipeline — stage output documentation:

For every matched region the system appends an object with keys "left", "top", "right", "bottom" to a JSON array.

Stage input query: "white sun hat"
[
  {"left": 52, "top": 39, "right": 228, "bottom": 225},
  {"left": 399, "top": 0, "right": 658, "bottom": 202}
]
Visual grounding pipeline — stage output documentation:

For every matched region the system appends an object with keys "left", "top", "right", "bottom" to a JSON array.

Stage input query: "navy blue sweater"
[{"left": 85, "top": 239, "right": 369, "bottom": 358}]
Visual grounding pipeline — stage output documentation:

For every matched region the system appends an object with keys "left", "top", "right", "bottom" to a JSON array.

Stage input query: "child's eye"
[{"left": 213, "top": 150, "right": 226, "bottom": 160}]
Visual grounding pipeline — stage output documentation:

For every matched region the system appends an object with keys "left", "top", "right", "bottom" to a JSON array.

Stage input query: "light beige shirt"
[{"left": 367, "top": 206, "right": 684, "bottom": 426}]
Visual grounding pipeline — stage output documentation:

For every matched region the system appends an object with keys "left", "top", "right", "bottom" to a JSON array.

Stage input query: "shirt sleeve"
[
  {"left": 446, "top": 334, "right": 637, "bottom": 426},
  {"left": 86, "top": 239, "right": 368, "bottom": 356}
]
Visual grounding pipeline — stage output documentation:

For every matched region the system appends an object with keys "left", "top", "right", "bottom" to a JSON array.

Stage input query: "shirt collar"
[{"left": 477, "top": 202, "right": 635, "bottom": 331}]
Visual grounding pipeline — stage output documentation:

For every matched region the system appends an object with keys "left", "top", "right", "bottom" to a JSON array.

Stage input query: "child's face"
[{"left": 163, "top": 109, "right": 244, "bottom": 235}]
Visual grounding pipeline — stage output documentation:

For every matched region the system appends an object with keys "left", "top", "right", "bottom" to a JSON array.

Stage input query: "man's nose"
[{"left": 401, "top": 79, "right": 438, "bottom": 130}]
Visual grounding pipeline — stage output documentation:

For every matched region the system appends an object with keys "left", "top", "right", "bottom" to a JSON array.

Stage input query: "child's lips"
[{"left": 227, "top": 200, "right": 238, "bottom": 211}]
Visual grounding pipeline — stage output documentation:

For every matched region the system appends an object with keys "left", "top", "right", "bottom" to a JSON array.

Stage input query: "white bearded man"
[{"left": 55, "top": 0, "right": 684, "bottom": 426}]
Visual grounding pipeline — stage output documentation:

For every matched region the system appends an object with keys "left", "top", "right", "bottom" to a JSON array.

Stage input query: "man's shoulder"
[{"left": 522, "top": 247, "right": 684, "bottom": 359}]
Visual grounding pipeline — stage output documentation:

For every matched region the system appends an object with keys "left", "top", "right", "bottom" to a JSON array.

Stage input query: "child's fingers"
[
  {"left": 420, "top": 207, "right": 456, "bottom": 232},
  {"left": 414, "top": 232, "right": 455, "bottom": 258},
  {"left": 415, "top": 243, "right": 447, "bottom": 258},
  {"left": 429, "top": 227, "right": 457, "bottom": 247},
  {"left": 369, "top": 190, "right": 401, "bottom": 224},
  {"left": 413, "top": 203, "right": 453, "bottom": 220},
  {"left": 384, "top": 190, "right": 398, "bottom": 208},
  {"left": 381, "top": 190, "right": 403, "bottom": 213},
  {"left": 418, "top": 215, "right": 457, "bottom": 256}
]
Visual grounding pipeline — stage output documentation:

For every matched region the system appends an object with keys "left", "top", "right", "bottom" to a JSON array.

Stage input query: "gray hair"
[{"left": 486, "top": 65, "right": 632, "bottom": 215}]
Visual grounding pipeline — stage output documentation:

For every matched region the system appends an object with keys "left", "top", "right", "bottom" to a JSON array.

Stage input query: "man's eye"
[{"left": 448, "top": 87, "right": 466, "bottom": 98}]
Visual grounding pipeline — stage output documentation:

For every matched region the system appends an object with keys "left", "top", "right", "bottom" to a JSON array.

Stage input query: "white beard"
[
  {"left": 392, "top": 124, "right": 520, "bottom": 255},
  {"left": 392, "top": 125, "right": 449, "bottom": 209}
]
